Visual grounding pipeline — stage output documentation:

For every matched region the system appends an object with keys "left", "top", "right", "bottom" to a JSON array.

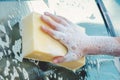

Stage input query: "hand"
[{"left": 41, "top": 12, "right": 89, "bottom": 63}]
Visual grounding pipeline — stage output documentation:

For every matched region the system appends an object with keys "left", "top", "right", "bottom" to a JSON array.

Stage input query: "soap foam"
[
  {"left": 114, "top": 57, "right": 120, "bottom": 73},
  {"left": 52, "top": 26, "right": 87, "bottom": 61},
  {"left": 10, "top": 67, "right": 19, "bottom": 80},
  {"left": 22, "top": 68, "right": 29, "bottom": 80},
  {"left": 4, "top": 60, "right": 10, "bottom": 76}
]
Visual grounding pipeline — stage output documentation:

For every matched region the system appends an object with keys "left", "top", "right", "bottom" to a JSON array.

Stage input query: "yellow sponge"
[{"left": 22, "top": 12, "right": 85, "bottom": 70}]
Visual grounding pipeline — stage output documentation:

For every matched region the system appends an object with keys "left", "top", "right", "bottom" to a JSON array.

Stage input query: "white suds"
[
  {"left": 12, "top": 39, "right": 23, "bottom": 61},
  {"left": 10, "top": 67, "right": 19, "bottom": 80},
  {"left": 0, "top": 52, "right": 3, "bottom": 60},
  {"left": 114, "top": 57, "right": 120, "bottom": 73},
  {"left": 22, "top": 68, "right": 29, "bottom": 80},
  {"left": 4, "top": 60, "right": 10, "bottom": 76},
  {"left": 0, "top": 34, "right": 10, "bottom": 48},
  {"left": 17, "top": 66, "right": 22, "bottom": 72},
  {"left": 0, "top": 75, "right": 4, "bottom": 80},
  {"left": 0, "top": 25, "right": 6, "bottom": 33},
  {"left": 7, "top": 20, "right": 12, "bottom": 30}
]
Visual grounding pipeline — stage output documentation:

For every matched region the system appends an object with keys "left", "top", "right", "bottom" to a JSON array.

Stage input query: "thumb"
[
  {"left": 53, "top": 52, "right": 80, "bottom": 63},
  {"left": 53, "top": 56, "right": 64, "bottom": 63}
]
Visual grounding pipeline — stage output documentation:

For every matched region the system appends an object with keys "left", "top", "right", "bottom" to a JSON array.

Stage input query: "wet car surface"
[{"left": 0, "top": 0, "right": 120, "bottom": 80}]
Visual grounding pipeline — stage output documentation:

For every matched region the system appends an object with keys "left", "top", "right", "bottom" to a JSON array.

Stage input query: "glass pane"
[
  {"left": 0, "top": 0, "right": 119, "bottom": 80},
  {"left": 48, "top": 0, "right": 108, "bottom": 36},
  {"left": 103, "top": 0, "right": 120, "bottom": 36}
]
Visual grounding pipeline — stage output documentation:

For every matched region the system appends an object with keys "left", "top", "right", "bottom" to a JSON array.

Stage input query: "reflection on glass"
[
  {"left": 103, "top": 0, "right": 120, "bottom": 36},
  {"left": 48, "top": 0, "right": 104, "bottom": 24}
]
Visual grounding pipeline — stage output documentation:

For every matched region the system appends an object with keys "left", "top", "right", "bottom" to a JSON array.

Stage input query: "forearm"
[{"left": 84, "top": 36, "right": 120, "bottom": 56}]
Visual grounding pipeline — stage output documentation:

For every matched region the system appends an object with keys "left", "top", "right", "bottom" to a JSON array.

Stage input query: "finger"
[
  {"left": 53, "top": 56, "right": 64, "bottom": 63},
  {"left": 41, "top": 15, "right": 61, "bottom": 30},
  {"left": 44, "top": 12, "right": 68, "bottom": 26},
  {"left": 41, "top": 26, "right": 65, "bottom": 40},
  {"left": 41, "top": 26, "right": 54, "bottom": 36},
  {"left": 58, "top": 16, "right": 73, "bottom": 25},
  {"left": 63, "top": 52, "right": 80, "bottom": 62},
  {"left": 53, "top": 52, "right": 80, "bottom": 63}
]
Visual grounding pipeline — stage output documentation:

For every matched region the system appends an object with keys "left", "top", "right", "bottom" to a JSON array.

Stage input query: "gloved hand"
[{"left": 41, "top": 12, "right": 89, "bottom": 63}]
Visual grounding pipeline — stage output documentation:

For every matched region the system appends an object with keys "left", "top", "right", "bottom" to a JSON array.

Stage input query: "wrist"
[
  {"left": 83, "top": 36, "right": 120, "bottom": 56},
  {"left": 83, "top": 36, "right": 102, "bottom": 55},
  {"left": 82, "top": 36, "right": 93, "bottom": 55}
]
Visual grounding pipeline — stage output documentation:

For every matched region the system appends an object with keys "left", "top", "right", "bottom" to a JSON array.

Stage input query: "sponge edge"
[{"left": 22, "top": 12, "right": 85, "bottom": 70}]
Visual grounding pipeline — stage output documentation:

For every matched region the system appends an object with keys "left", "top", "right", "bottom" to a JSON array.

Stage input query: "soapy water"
[
  {"left": 0, "top": 18, "right": 85, "bottom": 80},
  {"left": 0, "top": 22, "right": 29, "bottom": 79},
  {"left": 0, "top": 0, "right": 120, "bottom": 80},
  {"left": 85, "top": 55, "right": 120, "bottom": 80},
  {"left": 114, "top": 57, "right": 120, "bottom": 72}
]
